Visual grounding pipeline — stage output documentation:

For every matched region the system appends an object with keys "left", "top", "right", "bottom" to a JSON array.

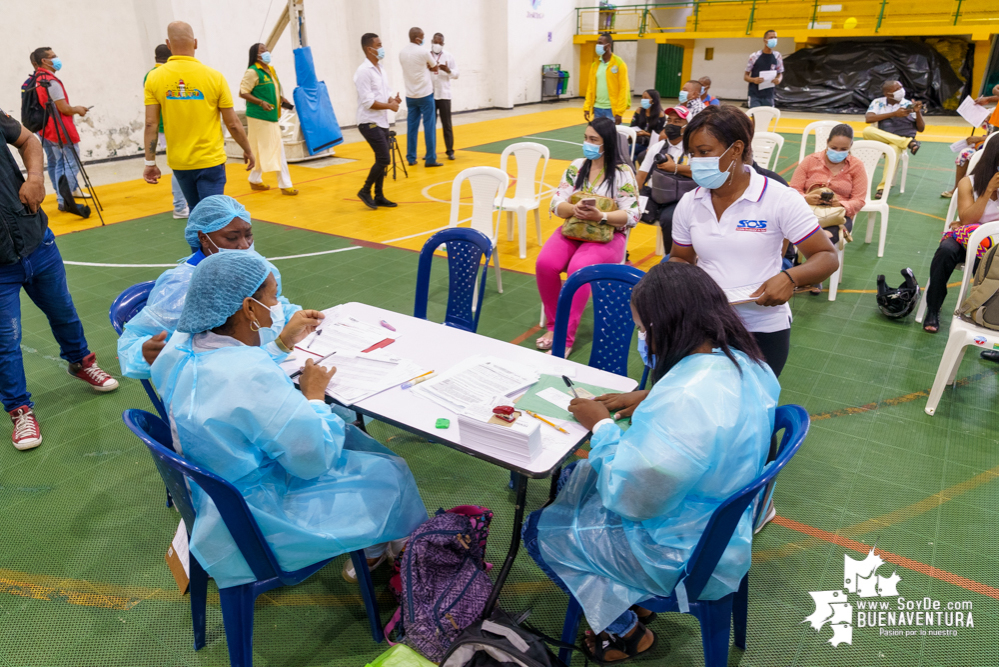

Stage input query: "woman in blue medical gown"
[
  {"left": 151, "top": 251, "right": 428, "bottom": 589},
  {"left": 523, "top": 261, "right": 779, "bottom": 663},
  {"left": 118, "top": 195, "right": 300, "bottom": 379}
]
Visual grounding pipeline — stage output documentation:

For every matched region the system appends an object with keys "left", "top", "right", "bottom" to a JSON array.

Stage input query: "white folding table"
[{"left": 285, "top": 301, "right": 638, "bottom": 613}]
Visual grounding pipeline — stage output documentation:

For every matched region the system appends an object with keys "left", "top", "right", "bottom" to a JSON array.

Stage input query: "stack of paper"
[
  {"left": 315, "top": 351, "right": 423, "bottom": 406},
  {"left": 413, "top": 356, "right": 540, "bottom": 412},
  {"left": 458, "top": 405, "right": 541, "bottom": 464},
  {"left": 724, "top": 284, "right": 761, "bottom": 305},
  {"left": 300, "top": 314, "right": 398, "bottom": 356}
]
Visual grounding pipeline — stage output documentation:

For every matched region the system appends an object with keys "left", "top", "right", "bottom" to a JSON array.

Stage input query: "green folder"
[{"left": 515, "top": 374, "right": 631, "bottom": 425}]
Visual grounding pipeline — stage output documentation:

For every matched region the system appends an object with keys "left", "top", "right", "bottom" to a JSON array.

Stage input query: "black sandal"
[
  {"left": 923, "top": 311, "right": 940, "bottom": 334},
  {"left": 630, "top": 605, "right": 657, "bottom": 626},
  {"left": 582, "top": 623, "right": 657, "bottom": 665},
  {"left": 909, "top": 140, "right": 921, "bottom": 155}
]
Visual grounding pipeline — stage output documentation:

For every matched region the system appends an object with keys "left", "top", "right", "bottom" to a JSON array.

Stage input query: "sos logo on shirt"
[{"left": 736, "top": 220, "right": 768, "bottom": 232}]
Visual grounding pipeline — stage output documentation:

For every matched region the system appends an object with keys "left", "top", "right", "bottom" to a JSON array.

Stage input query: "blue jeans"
[
  {"left": 748, "top": 91, "right": 775, "bottom": 108},
  {"left": 592, "top": 107, "right": 615, "bottom": 120},
  {"left": 42, "top": 140, "right": 80, "bottom": 206},
  {"left": 405, "top": 94, "right": 437, "bottom": 164},
  {"left": 172, "top": 163, "right": 226, "bottom": 213},
  {"left": 522, "top": 463, "right": 638, "bottom": 637},
  {"left": 0, "top": 229, "right": 90, "bottom": 412}
]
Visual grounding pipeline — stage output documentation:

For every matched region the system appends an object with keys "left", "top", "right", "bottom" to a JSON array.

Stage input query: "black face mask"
[{"left": 664, "top": 124, "right": 683, "bottom": 141}]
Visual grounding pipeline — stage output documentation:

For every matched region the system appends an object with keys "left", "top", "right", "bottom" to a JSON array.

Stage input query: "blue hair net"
[
  {"left": 177, "top": 251, "right": 271, "bottom": 334},
  {"left": 184, "top": 195, "right": 251, "bottom": 249}
]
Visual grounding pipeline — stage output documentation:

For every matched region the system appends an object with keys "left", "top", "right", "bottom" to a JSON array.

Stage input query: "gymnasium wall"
[
  {"left": 688, "top": 36, "right": 797, "bottom": 101},
  {"left": 1, "top": 0, "right": 581, "bottom": 162}
]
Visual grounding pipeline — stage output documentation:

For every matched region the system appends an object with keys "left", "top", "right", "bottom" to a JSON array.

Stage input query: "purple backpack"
[{"left": 399, "top": 506, "right": 494, "bottom": 661}]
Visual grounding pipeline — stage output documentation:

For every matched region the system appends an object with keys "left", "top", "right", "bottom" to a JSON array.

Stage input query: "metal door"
[{"left": 655, "top": 43, "right": 683, "bottom": 98}]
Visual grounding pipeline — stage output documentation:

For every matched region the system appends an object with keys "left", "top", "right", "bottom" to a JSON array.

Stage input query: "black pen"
[
  {"left": 307, "top": 328, "right": 324, "bottom": 350},
  {"left": 291, "top": 351, "right": 336, "bottom": 379},
  {"left": 562, "top": 375, "right": 579, "bottom": 399}
]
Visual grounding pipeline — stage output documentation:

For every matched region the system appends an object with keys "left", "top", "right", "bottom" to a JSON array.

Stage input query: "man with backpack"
[
  {"left": 0, "top": 108, "right": 119, "bottom": 450},
  {"left": 26, "top": 47, "right": 92, "bottom": 213}
]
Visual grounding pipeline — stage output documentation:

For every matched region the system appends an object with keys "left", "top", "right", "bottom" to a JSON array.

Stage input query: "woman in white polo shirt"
[{"left": 669, "top": 105, "right": 838, "bottom": 377}]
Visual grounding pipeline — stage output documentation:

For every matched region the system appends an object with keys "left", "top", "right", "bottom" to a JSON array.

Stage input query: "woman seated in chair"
[
  {"left": 151, "top": 251, "right": 428, "bottom": 588},
  {"left": 523, "top": 262, "right": 779, "bottom": 664},
  {"left": 629, "top": 89, "right": 665, "bottom": 165},
  {"left": 117, "top": 195, "right": 300, "bottom": 379},
  {"left": 535, "top": 117, "right": 640, "bottom": 356},
  {"left": 923, "top": 137, "right": 999, "bottom": 333},
  {"left": 789, "top": 124, "right": 867, "bottom": 294}
]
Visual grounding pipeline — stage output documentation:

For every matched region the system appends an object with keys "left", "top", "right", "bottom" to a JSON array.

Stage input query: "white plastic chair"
[
  {"left": 915, "top": 149, "right": 985, "bottom": 323},
  {"left": 798, "top": 120, "right": 840, "bottom": 164},
  {"left": 849, "top": 140, "right": 897, "bottom": 258},
  {"left": 448, "top": 166, "right": 510, "bottom": 294},
  {"left": 616, "top": 126, "right": 638, "bottom": 163},
  {"left": 751, "top": 132, "right": 784, "bottom": 171},
  {"left": 495, "top": 142, "right": 550, "bottom": 260},
  {"left": 924, "top": 220, "right": 999, "bottom": 416},
  {"left": 747, "top": 106, "right": 780, "bottom": 133}
]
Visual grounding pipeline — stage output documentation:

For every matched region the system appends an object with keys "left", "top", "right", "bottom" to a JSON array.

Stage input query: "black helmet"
[{"left": 876, "top": 268, "right": 920, "bottom": 319}]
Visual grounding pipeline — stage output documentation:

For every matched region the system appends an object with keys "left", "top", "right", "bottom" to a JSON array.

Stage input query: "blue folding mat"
[{"left": 292, "top": 46, "right": 343, "bottom": 155}]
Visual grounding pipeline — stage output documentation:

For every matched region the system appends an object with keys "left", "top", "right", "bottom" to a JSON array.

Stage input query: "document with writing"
[
  {"left": 957, "top": 96, "right": 992, "bottom": 128},
  {"left": 758, "top": 70, "right": 777, "bottom": 90},
  {"left": 301, "top": 315, "right": 398, "bottom": 356},
  {"left": 317, "top": 352, "right": 422, "bottom": 406},
  {"left": 414, "top": 356, "right": 539, "bottom": 412},
  {"left": 724, "top": 283, "right": 761, "bottom": 305}
]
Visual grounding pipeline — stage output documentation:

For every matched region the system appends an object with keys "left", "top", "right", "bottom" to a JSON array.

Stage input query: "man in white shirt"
[
  {"left": 398, "top": 27, "right": 442, "bottom": 167},
  {"left": 430, "top": 33, "right": 459, "bottom": 161},
  {"left": 862, "top": 79, "right": 924, "bottom": 196},
  {"left": 354, "top": 33, "right": 401, "bottom": 210}
]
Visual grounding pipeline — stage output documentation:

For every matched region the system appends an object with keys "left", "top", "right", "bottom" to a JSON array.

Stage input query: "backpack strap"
[{"left": 383, "top": 606, "right": 402, "bottom": 647}]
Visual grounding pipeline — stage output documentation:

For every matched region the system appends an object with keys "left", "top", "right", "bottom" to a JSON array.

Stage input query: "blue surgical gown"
[
  {"left": 150, "top": 332, "right": 429, "bottom": 589},
  {"left": 535, "top": 349, "right": 779, "bottom": 632},
  {"left": 117, "top": 250, "right": 301, "bottom": 379}
]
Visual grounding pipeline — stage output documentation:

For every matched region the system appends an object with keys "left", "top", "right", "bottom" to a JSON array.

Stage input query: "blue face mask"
[
  {"left": 595, "top": 44, "right": 606, "bottom": 57},
  {"left": 766, "top": 38, "right": 778, "bottom": 49},
  {"left": 376, "top": 47, "right": 386, "bottom": 60},
  {"left": 260, "top": 51, "right": 272, "bottom": 65},
  {"left": 250, "top": 298, "right": 285, "bottom": 347},
  {"left": 689, "top": 144, "right": 735, "bottom": 190},
  {"left": 641, "top": 99, "right": 651, "bottom": 110},
  {"left": 582, "top": 141, "right": 603, "bottom": 160},
  {"left": 50, "top": 57, "right": 63, "bottom": 72},
  {"left": 637, "top": 330, "right": 657, "bottom": 368},
  {"left": 826, "top": 147, "right": 849, "bottom": 164},
  {"left": 677, "top": 90, "right": 688, "bottom": 104},
  {"left": 207, "top": 236, "right": 255, "bottom": 255}
]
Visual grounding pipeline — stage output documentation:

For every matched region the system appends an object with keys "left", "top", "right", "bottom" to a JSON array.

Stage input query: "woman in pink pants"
[{"left": 536, "top": 117, "right": 640, "bottom": 354}]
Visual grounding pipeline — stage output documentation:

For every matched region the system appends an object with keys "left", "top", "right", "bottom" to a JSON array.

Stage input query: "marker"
[
  {"left": 524, "top": 410, "right": 569, "bottom": 434},
  {"left": 401, "top": 370, "right": 435, "bottom": 389},
  {"left": 290, "top": 351, "right": 336, "bottom": 379},
  {"left": 562, "top": 375, "right": 579, "bottom": 399},
  {"left": 380, "top": 320, "right": 396, "bottom": 332}
]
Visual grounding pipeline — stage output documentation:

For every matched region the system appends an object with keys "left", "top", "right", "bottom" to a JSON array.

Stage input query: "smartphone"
[{"left": 580, "top": 198, "right": 597, "bottom": 208}]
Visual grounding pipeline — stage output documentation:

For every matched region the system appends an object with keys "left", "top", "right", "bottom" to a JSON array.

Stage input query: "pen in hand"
[
  {"left": 307, "top": 328, "right": 323, "bottom": 350},
  {"left": 291, "top": 351, "right": 336, "bottom": 379},
  {"left": 562, "top": 375, "right": 579, "bottom": 399}
]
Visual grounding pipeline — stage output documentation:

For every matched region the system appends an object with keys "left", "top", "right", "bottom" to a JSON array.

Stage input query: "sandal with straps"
[
  {"left": 582, "top": 622, "right": 657, "bottom": 665},
  {"left": 536, "top": 333, "right": 554, "bottom": 350}
]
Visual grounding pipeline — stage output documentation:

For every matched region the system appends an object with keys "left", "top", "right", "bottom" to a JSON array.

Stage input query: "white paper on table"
[
  {"left": 536, "top": 386, "right": 573, "bottom": 411},
  {"left": 950, "top": 138, "right": 971, "bottom": 153},
  {"left": 413, "top": 356, "right": 539, "bottom": 412},
  {"left": 724, "top": 283, "right": 762, "bottom": 305},
  {"left": 301, "top": 315, "right": 398, "bottom": 356},
  {"left": 957, "top": 96, "right": 992, "bottom": 128},
  {"left": 317, "top": 353, "right": 421, "bottom": 405},
  {"left": 757, "top": 70, "right": 777, "bottom": 90}
]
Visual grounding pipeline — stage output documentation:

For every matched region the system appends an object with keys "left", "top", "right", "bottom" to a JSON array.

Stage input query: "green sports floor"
[{"left": 1, "top": 128, "right": 997, "bottom": 667}]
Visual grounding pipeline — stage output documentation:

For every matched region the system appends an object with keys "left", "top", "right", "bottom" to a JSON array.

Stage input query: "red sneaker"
[
  {"left": 10, "top": 406, "right": 42, "bottom": 450},
  {"left": 68, "top": 353, "right": 119, "bottom": 392}
]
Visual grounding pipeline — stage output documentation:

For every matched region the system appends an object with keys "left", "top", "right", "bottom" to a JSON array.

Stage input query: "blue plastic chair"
[
  {"left": 558, "top": 404, "right": 810, "bottom": 666},
  {"left": 109, "top": 282, "right": 168, "bottom": 421},
  {"left": 414, "top": 227, "right": 494, "bottom": 333},
  {"left": 122, "top": 409, "right": 385, "bottom": 667},
  {"left": 551, "top": 264, "right": 646, "bottom": 377}
]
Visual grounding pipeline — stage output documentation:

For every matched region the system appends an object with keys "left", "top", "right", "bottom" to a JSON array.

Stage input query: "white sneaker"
[
  {"left": 173, "top": 208, "right": 190, "bottom": 219},
  {"left": 342, "top": 552, "right": 387, "bottom": 583},
  {"left": 71, "top": 188, "right": 93, "bottom": 199},
  {"left": 754, "top": 499, "right": 776, "bottom": 534}
]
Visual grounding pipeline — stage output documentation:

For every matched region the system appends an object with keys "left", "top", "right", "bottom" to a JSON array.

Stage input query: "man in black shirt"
[
  {"left": 0, "top": 107, "right": 118, "bottom": 451},
  {"left": 744, "top": 30, "right": 783, "bottom": 109}
]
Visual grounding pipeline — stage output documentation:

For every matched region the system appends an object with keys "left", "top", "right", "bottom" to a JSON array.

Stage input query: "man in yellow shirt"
[
  {"left": 142, "top": 21, "right": 255, "bottom": 212},
  {"left": 583, "top": 33, "right": 630, "bottom": 125}
]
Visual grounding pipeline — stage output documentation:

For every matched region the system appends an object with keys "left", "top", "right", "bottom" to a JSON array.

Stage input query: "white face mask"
[
  {"left": 205, "top": 235, "right": 254, "bottom": 255},
  {"left": 890, "top": 87, "right": 905, "bottom": 102},
  {"left": 431, "top": 43, "right": 443, "bottom": 54},
  {"left": 249, "top": 297, "right": 285, "bottom": 345}
]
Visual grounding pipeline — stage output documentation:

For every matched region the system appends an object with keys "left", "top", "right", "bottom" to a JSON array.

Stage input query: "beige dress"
[{"left": 240, "top": 68, "right": 285, "bottom": 175}]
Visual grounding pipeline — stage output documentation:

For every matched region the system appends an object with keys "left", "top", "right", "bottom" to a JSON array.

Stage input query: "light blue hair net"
[
  {"left": 177, "top": 251, "right": 271, "bottom": 334},
  {"left": 184, "top": 195, "right": 251, "bottom": 249}
]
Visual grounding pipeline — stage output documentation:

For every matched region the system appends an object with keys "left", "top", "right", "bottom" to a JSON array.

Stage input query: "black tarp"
[{"left": 775, "top": 40, "right": 963, "bottom": 115}]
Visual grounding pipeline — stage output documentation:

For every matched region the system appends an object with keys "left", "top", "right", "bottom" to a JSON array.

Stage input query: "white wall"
[
  {"left": 2, "top": 0, "right": 583, "bottom": 162},
  {"left": 633, "top": 39, "right": 659, "bottom": 96},
  {"left": 690, "top": 36, "right": 795, "bottom": 100}
]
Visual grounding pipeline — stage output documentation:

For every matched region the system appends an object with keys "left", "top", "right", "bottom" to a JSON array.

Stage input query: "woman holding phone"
[{"left": 535, "top": 117, "right": 640, "bottom": 355}]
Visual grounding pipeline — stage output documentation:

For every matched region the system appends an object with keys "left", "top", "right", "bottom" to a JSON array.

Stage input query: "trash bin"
[{"left": 557, "top": 71, "right": 570, "bottom": 95}]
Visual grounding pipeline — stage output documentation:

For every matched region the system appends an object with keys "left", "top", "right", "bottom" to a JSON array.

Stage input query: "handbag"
[
  {"left": 561, "top": 191, "right": 617, "bottom": 243},
  {"left": 649, "top": 148, "right": 696, "bottom": 206},
  {"left": 808, "top": 185, "right": 852, "bottom": 242}
]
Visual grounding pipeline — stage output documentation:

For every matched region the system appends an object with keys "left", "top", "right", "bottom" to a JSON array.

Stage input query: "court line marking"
[{"left": 63, "top": 245, "right": 365, "bottom": 267}]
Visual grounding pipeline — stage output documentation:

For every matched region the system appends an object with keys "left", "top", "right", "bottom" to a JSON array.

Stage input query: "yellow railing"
[{"left": 575, "top": 0, "right": 999, "bottom": 36}]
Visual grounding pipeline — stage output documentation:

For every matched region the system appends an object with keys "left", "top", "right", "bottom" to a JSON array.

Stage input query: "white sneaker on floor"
[
  {"left": 172, "top": 208, "right": 190, "bottom": 219},
  {"left": 342, "top": 552, "right": 387, "bottom": 583},
  {"left": 71, "top": 188, "right": 93, "bottom": 199},
  {"left": 754, "top": 499, "right": 776, "bottom": 534}
]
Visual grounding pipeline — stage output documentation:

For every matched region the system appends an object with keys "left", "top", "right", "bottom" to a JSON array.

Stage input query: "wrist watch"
[{"left": 600, "top": 212, "right": 608, "bottom": 222}]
